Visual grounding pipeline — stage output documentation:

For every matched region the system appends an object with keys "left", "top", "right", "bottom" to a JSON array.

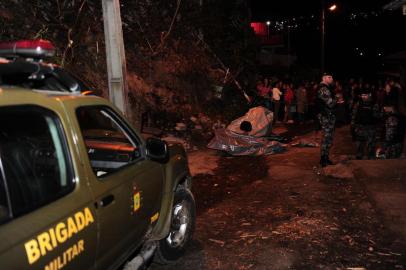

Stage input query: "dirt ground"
[{"left": 150, "top": 124, "right": 406, "bottom": 270}]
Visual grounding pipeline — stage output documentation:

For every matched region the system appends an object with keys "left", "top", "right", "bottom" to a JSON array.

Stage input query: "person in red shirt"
[{"left": 283, "top": 83, "right": 295, "bottom": 123}]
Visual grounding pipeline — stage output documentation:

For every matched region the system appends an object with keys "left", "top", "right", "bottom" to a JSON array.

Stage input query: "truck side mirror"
[{"left": 145, "top": 137, "right": 168, "bottom": 163}]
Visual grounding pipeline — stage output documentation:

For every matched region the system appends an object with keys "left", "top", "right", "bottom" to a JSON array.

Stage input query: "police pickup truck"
[{"left": 0, "top": 40, "right": 195, "bottom": 270}]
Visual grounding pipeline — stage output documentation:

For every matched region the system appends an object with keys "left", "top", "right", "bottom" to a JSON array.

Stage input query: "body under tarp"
[
  {"left": 207, "top": 106, "right": 285, "bottom": 156},
  {"left": 207, "top": 128, "right": 285, "bottom": 156},
  {"left": 226, "top": 106, "right": 273, "bottom": 137}
]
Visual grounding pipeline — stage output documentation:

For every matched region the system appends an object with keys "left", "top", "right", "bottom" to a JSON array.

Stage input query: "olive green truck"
[{"left": 0, "top": 40, "right": 195, "bottom": 270}]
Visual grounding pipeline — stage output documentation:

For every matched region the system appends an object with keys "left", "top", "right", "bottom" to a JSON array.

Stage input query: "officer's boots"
[{"left": 320, "top": 155, "right": 333, "bottom": 167}]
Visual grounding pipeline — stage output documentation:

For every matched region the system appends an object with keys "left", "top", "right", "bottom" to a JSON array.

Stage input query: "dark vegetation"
[{"left": 0, "top": 0, "right": 259, "bottom": 127}]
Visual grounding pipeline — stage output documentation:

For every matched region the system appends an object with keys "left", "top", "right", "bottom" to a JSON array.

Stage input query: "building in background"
[{"left": 250, "top": 22, "right": 296, "bottom": 69}]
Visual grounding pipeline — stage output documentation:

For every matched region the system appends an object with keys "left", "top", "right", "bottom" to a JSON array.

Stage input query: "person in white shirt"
[{"left": 272, "top": 81, "right": 282, "bottom": 123}]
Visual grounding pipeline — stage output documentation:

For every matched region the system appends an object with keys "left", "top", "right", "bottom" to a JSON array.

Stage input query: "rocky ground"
[{"left": 150, "top": 124, "right": 406, "bottom": 270}]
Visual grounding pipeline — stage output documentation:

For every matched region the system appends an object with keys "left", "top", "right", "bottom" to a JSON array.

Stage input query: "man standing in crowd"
[
  {"left": 317, "top": 73, "right": 337, "bottom": 167},
  {"left": 296, "top": 83, "right": 307, "bottom": 124},
  {"left": 272, "top": 81, "right": 282, "bottom": 123}
]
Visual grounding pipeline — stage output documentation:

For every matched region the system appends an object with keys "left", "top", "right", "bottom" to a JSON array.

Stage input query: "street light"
[
  {"left": 266, "top": 21, "right": 270, "bottom": 37},
  {"left": 329, "top": 4, "right": 337, "bottom": 11},
  {"left": 321, "top": 2, "right": 337, "bottom": 75}
]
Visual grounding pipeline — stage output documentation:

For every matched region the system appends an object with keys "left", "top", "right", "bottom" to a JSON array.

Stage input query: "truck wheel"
[{"left": 155, "top": 188, "right": 196, "bottom": 264}]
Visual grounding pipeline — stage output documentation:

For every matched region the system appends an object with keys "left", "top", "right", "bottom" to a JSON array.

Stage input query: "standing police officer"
[
  {"left": 351, "top": 87, "right": 380, "bottom": 159},
  {"left": 382, "top": 81, "right": 404, "bottom": 158},
  {"left": 317, "top": 73, "right": 337, "bottom": 167}
]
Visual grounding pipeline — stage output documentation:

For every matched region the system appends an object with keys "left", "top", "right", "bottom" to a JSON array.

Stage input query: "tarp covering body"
[
  {"left": 207, "top": 129, "right": 285, "bottom": 156},
  {"left": 227, "top": 106, "right": 273, "bottom": 137},
  {"left": 207, "top": 106, "right": 285, "bottom": 156}
]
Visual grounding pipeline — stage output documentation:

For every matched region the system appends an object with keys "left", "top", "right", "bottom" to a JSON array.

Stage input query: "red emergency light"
[{"left": 0, "top": 39, "right": 55, "bottom": 58}]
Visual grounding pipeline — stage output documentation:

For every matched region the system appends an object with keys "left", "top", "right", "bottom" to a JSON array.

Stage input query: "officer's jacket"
[
  {"left": 317, "top": 83, "right": 336, "bottom": 116},
  {"left": 351, "top": 92, "right": 380, "bottom": 126}
]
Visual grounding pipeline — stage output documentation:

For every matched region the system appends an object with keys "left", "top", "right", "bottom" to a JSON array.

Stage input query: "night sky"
[
  {"left": 250, "top": 0, "right": 390, "bottom": 19},
  {"left": 249, "top": 0, "right": 406, "bottom": 79}
]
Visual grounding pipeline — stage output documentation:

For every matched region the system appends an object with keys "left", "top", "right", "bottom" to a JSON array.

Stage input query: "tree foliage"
[
  {"left": 0, "top": 0, "right": 259, "bottom": 124},
  {"left": 0, "top": 0, "right": 107, "bottom": 92}
]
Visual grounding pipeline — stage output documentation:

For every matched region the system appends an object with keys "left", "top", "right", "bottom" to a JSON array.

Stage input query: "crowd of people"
[{"left": 252, "top": 74, "right": 405, "bottom": 164}]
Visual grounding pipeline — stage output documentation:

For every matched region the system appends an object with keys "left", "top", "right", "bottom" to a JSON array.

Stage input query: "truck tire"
[{"left": 154, "top": 188, "right": 196, "bottom": 264}]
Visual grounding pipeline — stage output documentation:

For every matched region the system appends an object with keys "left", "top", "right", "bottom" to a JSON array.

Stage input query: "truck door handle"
[{"left": 99, "top": 195, "right": 115, "bottom": 207}]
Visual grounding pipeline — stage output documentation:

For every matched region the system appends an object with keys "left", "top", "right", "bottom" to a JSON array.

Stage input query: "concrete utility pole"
[
  {"left": 320, "top": 1, "right": 325, "bottom": 75},
  {"left": 102, "top": 0, "right": 128, "bottom": 115}
]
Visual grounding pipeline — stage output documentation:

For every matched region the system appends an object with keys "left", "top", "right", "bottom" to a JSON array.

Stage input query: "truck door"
[
  {"left": 75, "top": 106, "right": 164, "bottom": 270},
  {"left": 0, "top": 106, "right": 97, "bottom": 270}
]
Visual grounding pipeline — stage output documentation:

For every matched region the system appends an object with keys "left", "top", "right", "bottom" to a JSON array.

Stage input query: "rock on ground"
[{"left": 322, "top": 163, "right": 355, "bottom": 179}]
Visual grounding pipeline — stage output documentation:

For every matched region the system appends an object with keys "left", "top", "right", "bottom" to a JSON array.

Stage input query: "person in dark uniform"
[
  {"left": 351, "top": 87, "right": 380, "bottom": 159},
  {"left": 316, "top": 73, "right": 336, "bottom": 167},
  {"left": 381, "top": 81, "right": 404, "bottom": 158}
]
